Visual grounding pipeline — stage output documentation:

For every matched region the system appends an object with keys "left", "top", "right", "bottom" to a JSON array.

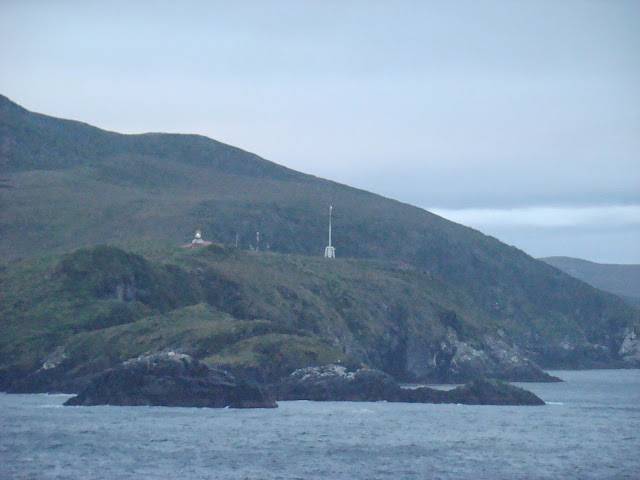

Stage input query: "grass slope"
[
  {"left": 1, "top": 94, "right": 639, "bottom": 380},
  {"left": 2, "top": 243, "right": 638, "bottom": 391},
  {"left": 0, "top": 244, "right": 471, "bottom": 384}
]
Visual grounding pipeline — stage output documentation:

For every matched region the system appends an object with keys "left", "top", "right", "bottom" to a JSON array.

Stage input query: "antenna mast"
[{"left": 324, "top": 205, "right": 336, "bottom": 258}]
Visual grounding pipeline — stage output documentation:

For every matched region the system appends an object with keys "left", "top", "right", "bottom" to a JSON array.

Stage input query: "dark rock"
[
  {"left": 402, "top": 379, "right": 545, "bottom": 406},
  {"left": 273, "top": 364, "right": 545, "bottom": 406},
  {"left": 446, "top": 379, "right": 545, "bottom": 405},
  {"left": 63, "top": 352, "right": 276, "bottom": 408},
  {"left": 275, "top": 364, "right": 402, "bottom": 401}
]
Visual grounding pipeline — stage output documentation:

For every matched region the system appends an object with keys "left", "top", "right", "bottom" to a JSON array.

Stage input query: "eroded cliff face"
[
  {"left": 517, "top": 325, "right": 638, "bottom": 371},
  {"left": 404, "top": 328, "right": 558, "bottom": 383},
  {"left": 619, "top": 329, "right": 640, "bottom": 365}
]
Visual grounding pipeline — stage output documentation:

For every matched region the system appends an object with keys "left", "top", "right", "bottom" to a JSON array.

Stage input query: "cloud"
[
  {"left": 429, "top": 204, "right": 640, "bottom": 263},
  {"left": 429, "top": 204, "right": 640, "bottom": 230}
]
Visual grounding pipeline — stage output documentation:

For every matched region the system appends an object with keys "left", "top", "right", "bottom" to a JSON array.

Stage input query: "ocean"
[{"left": 1, "top": 369, "right": 638, "bottom": 480}]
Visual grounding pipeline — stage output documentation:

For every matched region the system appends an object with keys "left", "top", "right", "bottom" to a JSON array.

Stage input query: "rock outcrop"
[
  {"left": 273, "top": 364, "right": 545, "bottom": 406},
  {"left": 64, "top": 352, "right": 276, "bottom": 408},
  {"left": 276, "top": 364, "right": 401, "bottom": 401},
  {"left": 403, "top": 379, "right": 546, "bottom": 406},
  {"left": 407, "top": 329, "right": 561, "bottom": 383},
  {"left": 619, "top": 329, "right": 640, "bottom": 366}
]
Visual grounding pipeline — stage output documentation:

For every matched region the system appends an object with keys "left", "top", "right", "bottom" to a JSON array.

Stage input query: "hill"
[
  {"left": 1, "top": 94, "right": 639, "bottom": 390},
  {"left": 540, "top": 257, "right": 640, "bottom": 307},
  {"left": 1, "top": 243, "right": 558, "bottom": 391}
]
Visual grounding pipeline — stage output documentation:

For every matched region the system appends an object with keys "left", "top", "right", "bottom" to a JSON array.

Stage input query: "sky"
[{"left": 1, "top": 1, "right": 639, "bottom": 263}]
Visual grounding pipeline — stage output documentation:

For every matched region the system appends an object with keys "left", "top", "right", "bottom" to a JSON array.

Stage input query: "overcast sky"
[{"left": 1, "top": 1, "right": 639, "bottom": 263}]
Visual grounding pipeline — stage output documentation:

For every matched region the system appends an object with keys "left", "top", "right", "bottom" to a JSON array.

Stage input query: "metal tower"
[{"left": 324, "top": 205, "right": 336, "bottom": 258}]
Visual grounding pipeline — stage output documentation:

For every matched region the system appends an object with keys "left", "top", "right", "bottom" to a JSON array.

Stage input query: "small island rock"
[
  {"left": 274, "top": 364, "right": 545, "bottom": 406},
  {"left": 402, "top": 379, "right": 546, "bottom": 406},
  {"left": 276, "top": 364, "right": 402, "bottom": 401},
  {"left": 64, "top": 352, "right": 276, "bottom": 408}
]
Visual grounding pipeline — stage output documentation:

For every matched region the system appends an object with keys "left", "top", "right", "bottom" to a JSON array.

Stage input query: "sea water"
[{"left": 1, "top": 370, "right": 638, "bottom": 480}]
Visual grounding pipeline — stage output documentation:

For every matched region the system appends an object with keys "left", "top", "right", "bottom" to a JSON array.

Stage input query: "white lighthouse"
[
  {"left": 181, "top": 229, "right": 212, "bottom": 248},
  {"left": 324, "top": 205, "right": 336, "bottom": 258}
]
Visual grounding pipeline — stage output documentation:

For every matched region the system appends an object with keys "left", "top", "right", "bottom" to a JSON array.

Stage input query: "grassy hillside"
[
  {"left": 0, "top": 244, "right": 478, "bottom": 384},
  {"left": 1, "top": 94, "right": 639, "bottom": 386},
  {"left": 2, "top": 243, "right": 638, "bottom": 391},
  {"left": 541, "top": 257, "right": 640, "bottom": 307}
]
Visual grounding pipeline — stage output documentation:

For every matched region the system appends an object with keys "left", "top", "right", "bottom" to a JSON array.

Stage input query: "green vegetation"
[
  {"left": 0, "top": 244, "right": 466, "bottom": 381},
  {"left": 2, "top": 243, "right": 638, "bottom": 388},
  {"left": 1, "top": 94, "right": 639, "bottom": 388}
]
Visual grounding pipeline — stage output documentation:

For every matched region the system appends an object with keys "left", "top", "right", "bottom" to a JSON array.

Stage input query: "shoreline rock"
[
  {"left": 273, "top": 364, "right": 545, "bottom": 406},
  {"left": 63, "top": 352, "right": 277, "bottom": 408},
  {"left": 276, "top": 365, "right": 401, "bottom": 402},
  {"left": 401, "top": 379, "right": 546, "bottom": 406}
]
